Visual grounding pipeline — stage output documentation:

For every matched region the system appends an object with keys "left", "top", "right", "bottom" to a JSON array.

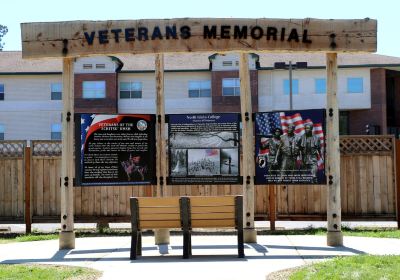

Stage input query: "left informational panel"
[{"left": 75, "top": 114, "right": 156, "bottom": 186}]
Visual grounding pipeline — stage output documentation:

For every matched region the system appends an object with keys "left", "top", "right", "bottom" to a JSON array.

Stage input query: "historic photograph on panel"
[
  {"left": 168, "top": 113, "right": 241, "bottom": 185},
  {"left": 75, "top": 114, "right": 156, "bottom": 186},
  {"left": 254, "top": 109, "right": 326, "bottom": 185}
]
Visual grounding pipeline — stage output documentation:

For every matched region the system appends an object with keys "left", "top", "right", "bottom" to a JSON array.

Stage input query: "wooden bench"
[{"left": 130, "top": 195, "right": 244, "bottom": 260}]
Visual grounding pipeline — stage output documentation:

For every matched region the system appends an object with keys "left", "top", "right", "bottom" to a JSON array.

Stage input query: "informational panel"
[
  {"left": 168, "top": 113, "right": 241, "bottom": 185},
  {"left": 21, "top": 18, "right": 377, "bottom": 58},
  {"left": 75, "top": 114, "right": 156, "bottom": 186},
  {"left": 255, "top": 109, "right": 326, "bottom": 185}
]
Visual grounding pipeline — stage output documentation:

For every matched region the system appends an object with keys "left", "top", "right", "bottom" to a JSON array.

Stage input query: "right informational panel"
[
  {"left": 168, "top": 113, "right": 241, "bottom": 185},
  {"left": 255, "top": 109, "right": 326, "bottom": 185}
]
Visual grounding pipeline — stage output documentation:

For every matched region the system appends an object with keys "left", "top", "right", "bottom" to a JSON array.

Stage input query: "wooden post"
[
  {"left": 269, "top": 185, "right": 276, "bottom": 230},
  {"left": 326, "top": 53, "right": 343, "bottom": 246},
  {"left": 239, "top": 53, "right": 257, "bottom": 243},
  {"left": 154, "top": 53, "right": 170, "bottom": 244},
  {"left": 59, "top": 58, "right": 75, "bottom": 249},
  {"left": 396, "top": 139, "right": 400, "bottom": 229},
  {"left": 24, "top": 146, "right": 31, "bottom": 234}
]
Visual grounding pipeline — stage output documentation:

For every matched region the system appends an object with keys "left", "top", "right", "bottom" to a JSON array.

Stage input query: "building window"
[
  {"left": 188, "top": 80, "right": 211, "bottom": 98},
  {"left": 222, "top": 61, "right": 233, "bottom": 67},
  {"left": 96, "top": 64, "right": 105, "bottom": 69},
  {"left": 315, "top": 78, "right": 326, "bottom": 94},
  {"left": 82, "top": 81, "right": 106, "bottom": 99},
  {"left": 283, "top": 79, "right": 299, "bottom": 95},
  {"left": 0, "top": 84, "right": 4, "bottom": 100},
  {"left": 222, "top": 78, "right": 240, "bottom": 96},
  {"left": 339, "top": 111, "right": 349, "bottom": 135},
  {"left": 347, "top": 77, "right": 363, "bottom": 93},
  {"left": 51, "top": 124, "right": 62, "bottom": 140},
  {"left": 51, "top": 83, "right": 62, "bottom": 100},
  {"left": 120, "top": 82, "right": 142, "bottom": 99},
  {"left": 0, "top": 124, "right": 5, "bottom": 140},
  {"left": 83, "top": 64, "right": 92, "bottom": 69}
]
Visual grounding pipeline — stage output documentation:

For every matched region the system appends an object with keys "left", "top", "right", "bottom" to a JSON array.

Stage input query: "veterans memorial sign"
[
  {"left": 255, "top": 109, "right": 326, "bottom": 185},
  {"left": 75, "top": 114, "right": 156, "bottom": 186},
  {"left": 168, "top": 113, "right": 241, "bottom": 185},
  {"left": 21, "top": 18, "right": 377, "bottom": 58}
]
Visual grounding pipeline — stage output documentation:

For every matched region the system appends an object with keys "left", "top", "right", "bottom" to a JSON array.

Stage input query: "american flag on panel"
[
  {"left": 256, "top": 112, "right": 325, "bottom": 169},
  {"left": 206, "top": 149, "right": 219, "bottom": 157}
]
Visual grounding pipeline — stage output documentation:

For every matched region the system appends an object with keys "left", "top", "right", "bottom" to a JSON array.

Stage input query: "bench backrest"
[
  {"left": 130, "top": 197, "right": 181, "bottom": 230},
  {"left": 181, "top": 196, "right": 243, "bottom": 229}
]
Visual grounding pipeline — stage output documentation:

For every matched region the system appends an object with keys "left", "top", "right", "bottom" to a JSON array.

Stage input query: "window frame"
[
  {"left": 51, "top": 123, "right": 62, "bottom": 140},
  {"left": 283, "top": 79, "right": 299, "bottom": 95},
  {"left": 82, "top": 81, "right": 106, "bottom": 99},
  {"left": 119, "top": 81, "right": 143, "bottom": 99},
  {"left": 188, "top": 80, "right": 211, "bottom": 98},
  {"left": 347, "top": 77, "right": 364, "bottom": 94},
  {"left": 315, "top": 78, "right": 327, "bottom": 94},
  {"left": 0, "top": 84, "right": 4, "bottom": 100},
  {"left": 50, "top": 83, "right": 62, "bottom": 100},
  {"left": 0, "top": 124, "right": 5, "bottom": 140},
  {"left": 222, "top": 78, "right": 240, "bottom": 96}
]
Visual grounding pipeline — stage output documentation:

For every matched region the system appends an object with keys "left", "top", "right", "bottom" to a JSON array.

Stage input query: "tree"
[{"left": 0, "top": 25, "right": 8, "bottom": 51}]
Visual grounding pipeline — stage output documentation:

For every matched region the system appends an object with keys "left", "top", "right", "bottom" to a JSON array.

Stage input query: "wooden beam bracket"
[{"left": 62, "top": 39, "right": 68, "bottom": 56}]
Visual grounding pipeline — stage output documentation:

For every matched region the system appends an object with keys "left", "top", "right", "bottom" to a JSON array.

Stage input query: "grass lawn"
[
  {"left": 289, "top": 255, "right": 400, "bottom": 280},
  {"left": 0, "top": 264, "right": 101, "bottom": 280}
]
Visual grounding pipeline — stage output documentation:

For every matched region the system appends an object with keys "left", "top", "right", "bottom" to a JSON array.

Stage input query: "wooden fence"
[{"left": 0, "top": 136, "right": 399, "bottom": 229}]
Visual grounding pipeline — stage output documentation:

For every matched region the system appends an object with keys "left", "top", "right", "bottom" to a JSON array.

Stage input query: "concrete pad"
[{"left": 1, "top": 235, "right": 400, "bottom": 280}]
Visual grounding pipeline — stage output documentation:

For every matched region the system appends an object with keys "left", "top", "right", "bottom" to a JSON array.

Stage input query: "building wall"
[
  {"left": 0, "top": 75, "right": 62, "bottom": 140},
  {"left": 258, "top": 68, "right": 371, "bottom": 111},
  {"left": 118, "top": 72, "right": 212, "bottom": 114},
  {"left": 74, "top": 73, "right": 118, "bottom": 114}
]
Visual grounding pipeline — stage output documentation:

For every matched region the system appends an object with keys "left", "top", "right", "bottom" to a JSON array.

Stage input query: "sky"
[{"left": 1, "top": 0, "right": 399, "bottom": 57}]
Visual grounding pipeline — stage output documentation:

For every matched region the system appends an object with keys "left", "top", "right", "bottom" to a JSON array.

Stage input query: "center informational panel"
[
  {"left": 255, "top": 109, "right": 326, "bottom": 185},
  {"left": 168, "top": 113, "right": 241, "bottom": 185},
  {"left": 75, "top": 114, "right": 156, "bottom": 186}
]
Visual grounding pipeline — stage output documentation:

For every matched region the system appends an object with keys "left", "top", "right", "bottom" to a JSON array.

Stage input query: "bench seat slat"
[
  {"left": 191, "top": 205, "right": 235, "bottom": 213},
  {"left": 140, "top": 220, "right": 181, "bottom": 229},
  {"left": 189, "top": 196, "right": 236, "bottom": 207},
  {"left": 139, "top": 213, "right": 180, "bottom": 220},
  {"left": 139, "top": 207, "right": 180, "bottom": 214},
  {"left": 191, "top": 219, "right": 236, "bottom": 228},
  {"left": 136, "top": 197, "right": 180, "bottom": 207},
  {"left": 191, "top": 212, "right": 235, "bottom": 220}
]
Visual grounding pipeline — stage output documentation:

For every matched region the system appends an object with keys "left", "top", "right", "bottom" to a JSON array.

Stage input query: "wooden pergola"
[{"left": 21, "top": 18, "right": 377, "bottom": 249}]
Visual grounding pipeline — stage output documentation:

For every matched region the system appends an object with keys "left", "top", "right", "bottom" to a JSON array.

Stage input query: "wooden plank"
[
  {"left": 386, "top": 156, "right": 395, "bottom": 214},
  {"left": 42, "top": 159, "right": 50, "bottom": 216},
  {"left": 191, "top": 205, "right": 235, "bottom": 213},
  {"left": 354, "top": 156, "right": 362, "bottom": 215},
  {"left": 11, "top": 159, "right": 18, "bottom": 217},
  {"left": 119, "top": 186, "right": 127, "bottom": 216},
  {"left": 101, "top": 186, "right": 107, "bottom": 215},
  {"left": 107, "top": 186, "right": 114, "bottom": 216},
  {"left": 313, "top": 185, "right": 321, "bottom": 215},
  {"left": 372, "top": 155, "right": 382, "bottom": 213},
  {"left": 74, "top": 187, "right": 82, "bottom": 216},
  {"left": 192, "top": 219, "right": 236, "bottom": 228},
  {"left": 48, "top": 159, "right": 56, "bottom": 215},
  {"left": 24, "top": 148, "right": 31, "bottom": 232},
  {"left": 340, "top": 157, "right": 348, "bottom": 213},
  {"left": 346, "top": 156, "right": 355, "bottom": 215},
  {"left": 0, "top": 160, "right": 5, "bottom": 216},
  {"left": 396, "top": 140, "right": 400, "bottom": 228},
  {"left": 137, "top": 197, "right": 180, "bottom": 207},
  {"left": 278, "top": 185, "right": 289, "bottom": 215},
  {"left": 21, "top": 18, "right": 377, "bottom": 59},
  {"left": 140, "top": 220, "right": 181, "bottom": 229},
  {"left": 17, "top": 159, "right": 24, "bottom": 217},
  {"left": 112, "top": 186, "right": 120, "bottom": 216},
  {"left": 288, "top": 185, "right": 295, "bottom": 214},
  {"left": 190, "top": 196, "right": 236, "bottom": 206},
  {"left": 87, "top": 186, "right": 95, "bottom": 216},
  {"left": 35, "top": 159, "right": 44, "bottom": 216},
  {"left": 139, "top": 213, "right": 180, "bottom": 221},
  {"left": 294, "top": 185, "right": 303, "bottom": 214},
  {"left": 359, "top": 156, "right": 368, "bottom": 214},
  {"left": 4, "top": 160, "right": 12, "bottom": 216},
  {"left": 55, "top": 159, "right": 61, "bottom": 215},
  {"left": 269, "top": 185, "right": 276, "bottom": 229},
  {"left": 366, "top": 155, "right": 375, "bottom": 212},
  {"left": 192, "top": 212, "right": 235, "bottom": 220},
  {"left": 81, "top": 186, "right": 89, "bottom": 216},
  {"left": 140, "top": 207, "right": 180, "bottom": 214},
  {"left": 320, "top": 185, "right": 327, "bottom": 213},
  {"left": 94, "top": 187, "right": 101, "bottom": 216},
  {"left": 380, "top": 156, "right": 388, "bottom": 214}
]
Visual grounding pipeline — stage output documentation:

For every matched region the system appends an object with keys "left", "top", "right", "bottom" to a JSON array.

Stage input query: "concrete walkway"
[{"left": 1, "top": 234, "right": 400, "bottom": 280}]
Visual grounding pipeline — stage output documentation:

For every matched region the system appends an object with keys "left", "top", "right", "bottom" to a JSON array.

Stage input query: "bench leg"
[
  {"left": 130, "top": 229, "right": 138, "bottom": 260},
  {"left": 238, "top": 228, "right": 245, "bottom": 258},
  {"left": 183, "top": 230, "right": 191, "bottom": 259},
  {"left": 137, "top": 231, "right": 142, "bottom": 256}
]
